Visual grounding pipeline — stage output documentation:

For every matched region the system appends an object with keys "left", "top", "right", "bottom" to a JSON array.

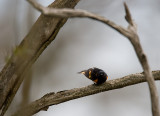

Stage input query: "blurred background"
[{"left": 0, "top": 0, "right": 160, "bottom": 116}]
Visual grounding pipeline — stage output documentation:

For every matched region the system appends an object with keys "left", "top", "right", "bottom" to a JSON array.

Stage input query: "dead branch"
[
  {"left": 21, "top": 70, "right": 32, "bottom": 107},
  {"left": 0, "top": 0, "right": 80, "bottom": 116},
  {"left": 27, "top": 0, "right": 130, "bottom": 37},
  {"left": 27, "top": 1, "right": 160, "bottom": 116},
  {"left": 123, "top": 3, "right": 160, "bottom": 116},
  {"left": 13, "top": 71, "right": 160, "bottom": 116}
]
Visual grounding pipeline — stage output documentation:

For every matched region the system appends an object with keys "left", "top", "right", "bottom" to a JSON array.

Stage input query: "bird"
[{"left": 78, "top": 67, "right": 108, "bottom": 85}]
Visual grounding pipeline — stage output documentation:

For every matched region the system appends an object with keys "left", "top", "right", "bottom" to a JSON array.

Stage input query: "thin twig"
[
  {"left": 13, "top": 71, "right": 160, "bottom": 116},
  {"left": 124, "top": 2, "right": 134, "bottom": 26}
]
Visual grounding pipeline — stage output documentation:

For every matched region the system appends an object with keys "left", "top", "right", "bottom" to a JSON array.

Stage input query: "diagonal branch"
[
  {"left": 27, "top": 1, "right": 160, "bottom": 116},
  {"left": 0, "top": 0, "right": 80, "bottom": 115},
  {"left": 13, "top": 70, "right": 160, "bottom": 116}
]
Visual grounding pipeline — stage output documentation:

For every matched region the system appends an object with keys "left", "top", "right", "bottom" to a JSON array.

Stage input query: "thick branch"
[
  {"left": 13, "top": 71, "right": 160, "bottom": 116},
  {"left": 0, "top": 0, "right": 80, "bottom": 115},
  {"left": 27, "top": 1, "right": 160, "bottom": 116}
]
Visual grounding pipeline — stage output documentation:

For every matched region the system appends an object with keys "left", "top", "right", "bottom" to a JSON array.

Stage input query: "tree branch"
[
  {"left": 123, "top": 2, "right": 160, "bottom": 116},
  {"left": 27, "top": 1, "right": 160, "bottom": 116},
  {"left": 27, "top": 0, "right": 130, "bottom": 38},
  {"left": 12, "top": 70, "right": 160, "bottom": 116},
  {"left": 124, "top": 2, "right": 134, "bottom": 26},
  {"left": 0, "top": 0, "right": 80, "bottom": 115}
]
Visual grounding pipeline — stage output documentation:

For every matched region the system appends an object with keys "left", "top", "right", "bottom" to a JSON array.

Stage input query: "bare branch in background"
[
  {"left": 27, "top": 0, "right": 130, "bottom": 37},
  {"left": 21, "top": 70, "right": 32, "bottom": 107},
  {"left": 123, "top": 3, "right": 160, "bottom": 116},
  {"left": 13, "top": 71, "right": 160, "bottom": 116},
  {"left": 0, "top": 0, "right": 80, "bottom": 115},
  {"left": 27, "top": 1, "right": 160, "bottom": 116}
]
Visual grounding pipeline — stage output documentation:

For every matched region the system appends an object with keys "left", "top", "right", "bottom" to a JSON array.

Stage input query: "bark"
[{"left": 0, "top": 0, "right": 80, "bottom": 115}]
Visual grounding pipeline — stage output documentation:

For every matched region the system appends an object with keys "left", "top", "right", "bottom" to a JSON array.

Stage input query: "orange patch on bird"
[
  {"left": 93, "top": 78, "right": 98, "bottom": 83},
  {"left": 89, "top": 70, "right": 92, "bottom": 79},
  {"left": 107, "top": 76, "right": 108, "bottom": 80}
]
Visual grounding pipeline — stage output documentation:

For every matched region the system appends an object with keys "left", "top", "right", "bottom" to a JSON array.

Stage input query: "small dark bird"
[{"left": 78, "top": 67, "right": 108, "bottom": 85}]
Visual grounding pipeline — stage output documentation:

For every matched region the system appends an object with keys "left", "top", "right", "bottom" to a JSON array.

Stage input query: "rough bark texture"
[
  {"left": 0, "top": 0, "right": 80, "bottom": 115},
  {"left": 12, "top": 71, "right": 160, "bottom": 116}
]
